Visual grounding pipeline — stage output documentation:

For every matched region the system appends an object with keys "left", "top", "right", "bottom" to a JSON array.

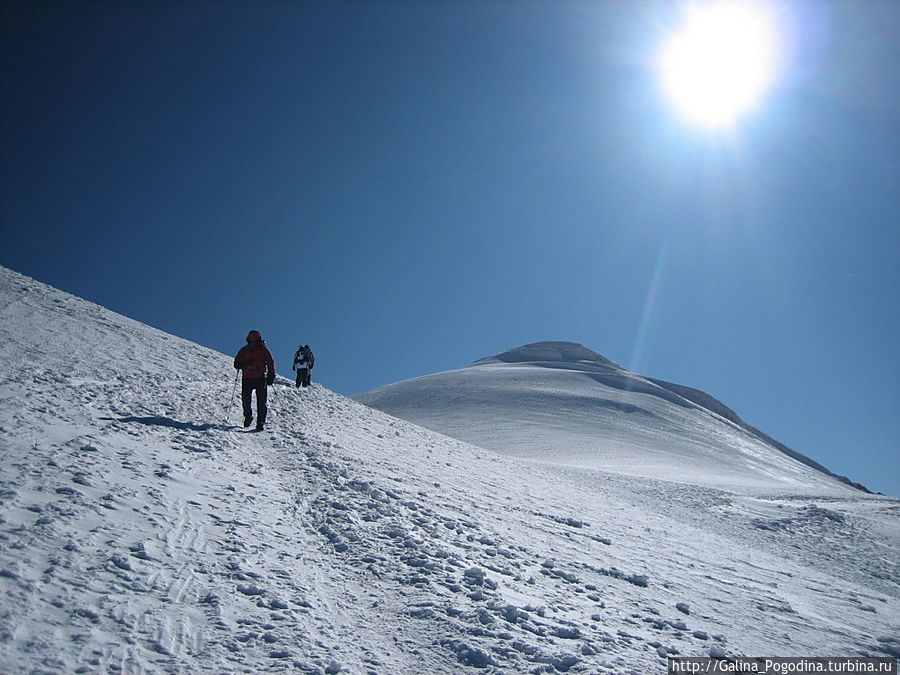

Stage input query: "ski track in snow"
[{"left": 0, "top": 266, "right": 898, "bottom": 674}]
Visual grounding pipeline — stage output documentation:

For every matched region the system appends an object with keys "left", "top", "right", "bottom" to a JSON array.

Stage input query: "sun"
[{"left": 660, "top": 1, "right": 780, "bottom": 128}]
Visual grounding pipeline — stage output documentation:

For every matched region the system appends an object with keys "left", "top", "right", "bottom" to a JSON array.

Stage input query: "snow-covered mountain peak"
[{"left": 357, "top": 341, "right": 867, "bottom": 494}]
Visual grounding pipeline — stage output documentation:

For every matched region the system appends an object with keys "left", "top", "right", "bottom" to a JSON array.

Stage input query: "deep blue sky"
[{"left": 2, "top": 1, "right": 898, "bottom": 495}]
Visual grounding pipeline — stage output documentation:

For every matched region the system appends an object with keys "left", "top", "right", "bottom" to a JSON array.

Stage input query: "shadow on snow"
[{"left": 104, "top": 416, "right": 232, "bottom": 432}]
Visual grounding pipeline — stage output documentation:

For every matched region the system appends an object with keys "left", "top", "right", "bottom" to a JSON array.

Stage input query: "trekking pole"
[{"left": 224, "top": 369, "right": 239, "bottom": 422}]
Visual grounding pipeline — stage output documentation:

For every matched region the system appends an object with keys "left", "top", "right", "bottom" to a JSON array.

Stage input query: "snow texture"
[{"left": 0, "top": 266, "right": 898, "bottom": 674}]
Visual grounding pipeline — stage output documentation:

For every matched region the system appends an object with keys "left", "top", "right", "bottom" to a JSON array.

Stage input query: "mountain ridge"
[{"left": 473, "top": 341, "right": 621, "bottom": 369}]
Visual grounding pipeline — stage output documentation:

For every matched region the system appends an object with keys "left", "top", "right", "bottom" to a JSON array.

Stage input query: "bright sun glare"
[{"left": 660, "top": 1, "right": 780, "bottom": 128}]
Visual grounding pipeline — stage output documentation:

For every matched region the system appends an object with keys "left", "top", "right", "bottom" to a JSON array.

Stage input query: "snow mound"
[{"left": 356, "top": 341, "right": 862, "bottom": 494}]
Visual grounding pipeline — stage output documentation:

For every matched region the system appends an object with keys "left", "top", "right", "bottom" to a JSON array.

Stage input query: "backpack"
[{"left": 293, "top": 345, "right": 315, "bottom": 370}]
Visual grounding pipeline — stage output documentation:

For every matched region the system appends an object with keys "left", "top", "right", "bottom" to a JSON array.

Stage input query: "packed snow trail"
[{"left": 1, "top": 266, "right": 898, "bottom": 673}]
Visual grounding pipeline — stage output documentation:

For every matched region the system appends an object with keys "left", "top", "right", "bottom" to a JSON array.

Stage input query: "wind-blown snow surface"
[
  {"left": 1, "top": 266, "right": 897, "bottom": 674},
  {"left": 355, "top": 342, "right": 862, "bottom": 494}
]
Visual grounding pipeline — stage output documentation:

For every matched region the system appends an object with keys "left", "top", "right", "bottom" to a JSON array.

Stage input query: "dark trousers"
[
  {"left": 295, "top": 368, "right": 310, "bottom": 388},
  {"left": 241, "top": 378, "right": 267, "bottom": 426}
]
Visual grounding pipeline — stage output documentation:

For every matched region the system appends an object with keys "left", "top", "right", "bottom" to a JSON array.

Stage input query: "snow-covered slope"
[
  {"left": 355, "top": 342, "right": 861, "bottom": 494},
  {"left": 1, "top": 266, "right": 898, "bottom": 673}
]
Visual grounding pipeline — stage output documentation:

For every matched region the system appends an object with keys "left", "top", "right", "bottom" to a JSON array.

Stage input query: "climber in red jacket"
[{"left": 233, "top": 329, "right": 276, "bottom": 431}]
